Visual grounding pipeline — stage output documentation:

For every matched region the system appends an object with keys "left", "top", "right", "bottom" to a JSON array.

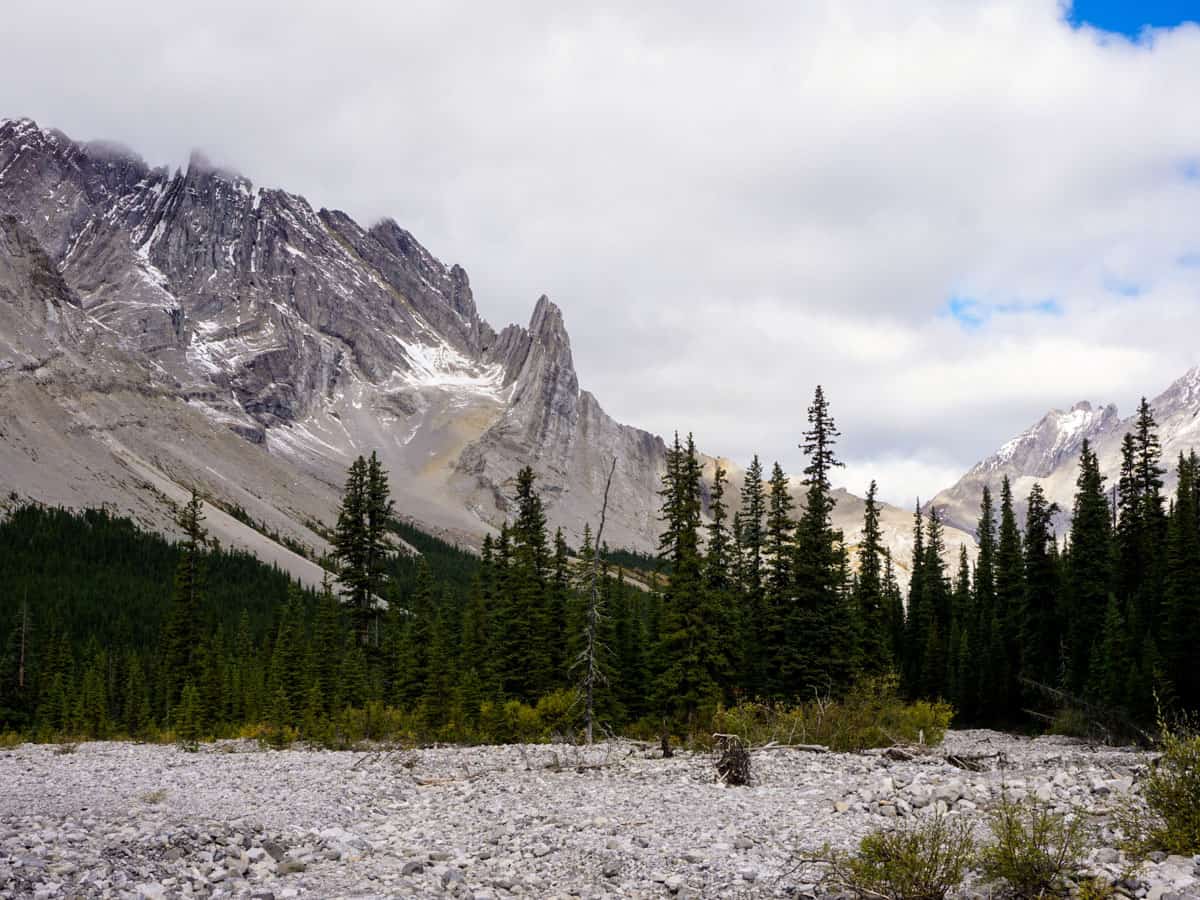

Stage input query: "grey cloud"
[{"left": 2, "top": 0, "right": 1199, "bottom": 507}]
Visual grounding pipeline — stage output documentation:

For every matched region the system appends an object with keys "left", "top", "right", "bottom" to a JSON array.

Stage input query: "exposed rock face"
[
  {"left": 0, "top": 118, "right": 682, "bottom": 565},
  {"left": 0, "top": 117, "right": 969, "bottom": 578},
  {"left": 930, "top": 371, "right": 1200, "bottom": 536}
]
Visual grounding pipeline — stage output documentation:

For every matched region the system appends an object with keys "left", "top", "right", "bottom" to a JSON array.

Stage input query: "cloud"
[{"left": 1, "top": 0, "right": 1198, "bottom": 506}]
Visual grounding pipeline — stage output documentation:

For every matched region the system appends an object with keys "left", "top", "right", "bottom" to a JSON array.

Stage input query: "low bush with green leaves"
[
  {"left": 979, "top": 798, "right": 1088, "bottom": 897},
  {"left": 712, "top": 675, "right": 954, "bottom": 752},
  {"left": 808, "top": 812, "right": 976, "bottom": 900},
  {"left": 1123, "top": 716, "right": 1200, "bottom": 856}
]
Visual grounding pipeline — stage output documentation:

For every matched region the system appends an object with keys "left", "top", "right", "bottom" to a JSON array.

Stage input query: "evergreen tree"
[
  {"left": 764, "top": 461, "right": 795, "bottom": 688},
  {"left": 995, "top": 477, "right": 1024, "bottom": 717},
  {"left": 738, "top": 455, "right": 768, "bottom": 697},
  {"left": 162, "top": 490, "right": 208, "bottom": 714},
  {"left": 1065, "top": 440, "right": 1114, "bottom": 694},
  {"left": 1163, "top": 453, "right": 1200, "bottom": 708},
  {"left": 1021, "top": 483, "right": 1061, "bottom": 688},
  {"left": 855, "top": 481, "right": 890, "bottom": 675},
  {"left": 654, "top": 433, "right": 722, "bottom": 725},
  {"left": 789, "top": 386, "right": 854, "bottom": 697}
]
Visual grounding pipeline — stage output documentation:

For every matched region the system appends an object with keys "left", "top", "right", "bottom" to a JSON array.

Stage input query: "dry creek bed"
[{"left": 1, "top": 730, "right": 1198, "bottom": 899}]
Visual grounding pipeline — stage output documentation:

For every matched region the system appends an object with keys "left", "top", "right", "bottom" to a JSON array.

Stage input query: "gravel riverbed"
[{"left": 1, "top": 730, "right": 1197, "bottom": 899}]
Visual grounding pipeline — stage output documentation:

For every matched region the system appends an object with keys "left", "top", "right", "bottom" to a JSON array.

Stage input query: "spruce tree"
[
  {"left": 1066, "top": 440, "right": 1114, "bottom": 694},
  {"left": 333, "top": 456, "right": 371, "bottom": 643},
  {"left": 855, "top": 481, "right": 890, "bottom": 676},
  {"left": 654, "top": 433, "right": 722, "bottom": 725},
  {"left": 995, "top": 476, "right": 1024, "bottom": 717},
  {"left": 1163, "top": 453, "right": 1200, "bottom": 708},
  {"left": 1021, "top": 483, "right": 1061, "bottom": 689},
  {"left": 162, "top": 490, "right": 208, "bottom": 715},
  {"left": 764, "top": 461, "right": 795, "bottom": 690},
  {"left": 789, "top": 386, "right": 854, "bottom": 697},
  {"left": 737, "top": 455, "right": 768, "bottom": 697}
]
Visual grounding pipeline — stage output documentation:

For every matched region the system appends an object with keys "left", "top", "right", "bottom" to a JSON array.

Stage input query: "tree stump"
[{"left": 714, "top": 733, "right": 751, "bottom": 786}]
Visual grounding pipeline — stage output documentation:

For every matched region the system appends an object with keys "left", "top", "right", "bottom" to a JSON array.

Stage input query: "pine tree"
[
  {"left": 506, "top": 466, "right": 552, "bottom": 701},
  {"left": 882, "top": 550, "right": 906, "bottom": 668},
  {"left": 855, "top": 481, "right": 890, "bottom": 676},
  {"left": 654, "top": 433, "right": 722, "bottom": 725},
  {"left": 789, "top": 386, "right": 854, "bottom": 697},
  {"left": 1066, "top": 440, "right": 1114, "bottom": 694},
  {"left": 162, "top": 490, "right": 208, "bottom": 715},
  {"left": 903, "top": 503, "right": 927, "bottom": 695},
  {"left": 764, "top": 461, "right": 795, "bottom": 689},
  {"left": 1021, "top": 483, "right": 1061, "bottom": 689},
  {"left": 394, "top": 560, "right": 434, "bottom": 707},
  {"left": 973, "top": 486, "right": 1001, "bottom": 719},
  {"left": 919, "top": 508, "right": 952, "bottom": 698},
  {"left": 738, "top": 455, "right": 768, "bottom": 697},
  {"left": 334, "top": 456, "right": 371, "bottom": 643},
  {"left": 705, "top": 464, "right": 737, "bottom": 697},
  {"left": 1163, "top": 453, "right": 1200, "bottom": 708},
  {"left": 364, "top": 451, "right": 395, "bottom": 644},
  {"left": 948, "top": 545, "right": 974, "bottom": 713},
  {"left": 995, "top": 476, "right": 1024, "bottom": 717}
]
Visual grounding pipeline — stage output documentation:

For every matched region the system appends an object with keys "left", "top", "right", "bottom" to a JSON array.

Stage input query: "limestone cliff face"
[
  {"left": 0, "top": 118, "right": 979, "bottom": 576},
  {"left": 0, "top": 118, "right": 673, "bottom": 559}
]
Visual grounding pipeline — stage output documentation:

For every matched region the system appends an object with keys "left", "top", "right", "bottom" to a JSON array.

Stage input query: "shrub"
[
  {"left": 713, "top": 675, "right": 954, "bottom": 752},
  {"left": 1126, "top": 717, "right": 1200, "bottom": 855},
  {"left": 0, "top": 731, "right": 23, "bottom": 749},
  {"left": 979, "top": 798, "right": 1088, "bottom": 898},
  {"left": 810, "top": 812, "right": 976, "bottom": 900}
]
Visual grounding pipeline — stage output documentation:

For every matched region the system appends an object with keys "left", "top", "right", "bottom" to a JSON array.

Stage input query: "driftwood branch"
[
  {"left": 580, "top": 457, "right": 618, "bottom": 746},
  {"left": 751, "top": 741, "right": 829, "bottom": 754}
]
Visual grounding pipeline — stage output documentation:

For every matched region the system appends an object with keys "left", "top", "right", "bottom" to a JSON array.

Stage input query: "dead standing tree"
[{"left": 576, "top": 457, "right": 617, "bottom": 745}]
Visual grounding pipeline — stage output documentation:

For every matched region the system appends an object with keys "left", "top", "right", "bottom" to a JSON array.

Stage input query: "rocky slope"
[
  {"left": 929, "top": 368, "right": 1200, "bottom": 536},
  {"left": 0, "top": 117, "right": 974, "bottom": 579},
  {"left": 2, "top": 734, "right": 1195, "bottom": 899}
]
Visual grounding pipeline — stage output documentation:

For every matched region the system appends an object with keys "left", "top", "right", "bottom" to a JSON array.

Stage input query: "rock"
[
  {"left": 261, "top": 841, "right": 287, "bottom": 862},
  {"left": 531, "top": 843, "right": 551, "bottom": 858},
  {"left": 666, "top": 874, "right": 686, "bottom": 893},
  {"left": 734, "top": 837, "right": 753, "bottom": 850},
  {"left": 1096, "top": 848, "right": 1121, "bottom": 865},
  {"left": 738, "top": 867, "right": 758, "bottom": 882},
  {"left": 402, "top": 860, "right": 426, "bottom": 876},
  {"left": 602, "top": 860, "right": 621, "bottom": 878},
  {"left": 276, "top": 859, "right": 306, "bottom": 875}
]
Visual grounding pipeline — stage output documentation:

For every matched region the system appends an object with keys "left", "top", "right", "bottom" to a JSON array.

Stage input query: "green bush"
[
  {"left": 811, "top": 812, "right": 976, "bottom": 900},
  {"left": 979, "top": 799, "right": 1088, "bottom": 897},
  {"left": 1130, "top": 718, "right": 1200, "bottom": 855},
  {"left": 713, "top": 675, "right": 954, "bottom": 751}
]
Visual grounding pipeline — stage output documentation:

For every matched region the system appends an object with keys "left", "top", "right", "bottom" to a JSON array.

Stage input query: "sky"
[{"left": 1, "top": 0, "right": 1199, "bottom": 507}]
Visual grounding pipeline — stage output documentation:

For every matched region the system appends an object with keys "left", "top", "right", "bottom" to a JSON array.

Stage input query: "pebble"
[{"left": 0, "top": 731, "right": 1191, "bottom": 898}]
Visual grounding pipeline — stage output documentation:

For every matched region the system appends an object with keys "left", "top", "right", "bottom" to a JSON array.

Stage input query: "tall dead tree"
[{"left": 578, "top": 457, "right": 617, "bottom": 745}]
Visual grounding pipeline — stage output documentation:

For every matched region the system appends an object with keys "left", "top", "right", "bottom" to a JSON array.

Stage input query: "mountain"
[
  {"left": 929, "top": 368, "right": 1200, "bottom": 536},
  {"left": 0, "top": 118, "right": 972, "bottom": 582}
]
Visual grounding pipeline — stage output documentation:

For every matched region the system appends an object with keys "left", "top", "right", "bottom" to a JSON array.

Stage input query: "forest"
[{"left": 0, "top": 386, "right": 1197, "bottom": 745}]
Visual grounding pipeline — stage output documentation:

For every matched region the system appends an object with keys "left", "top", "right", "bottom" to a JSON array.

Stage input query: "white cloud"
[{"left": 1, "top": 0, "right": 1198, "bottom": 502}]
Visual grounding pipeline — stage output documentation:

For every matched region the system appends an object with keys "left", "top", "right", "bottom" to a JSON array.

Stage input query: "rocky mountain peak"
[
  {"left": 1152, "top": 365, "right": 1200, "bottom": 415},
  {"left": 982, "top": 399, "right": 1120, "bottom": 479}
]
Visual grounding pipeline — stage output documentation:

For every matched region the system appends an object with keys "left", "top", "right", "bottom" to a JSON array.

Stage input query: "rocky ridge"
[
  {"left": 0, "top": 118, "right": 974, "bottom": 578},
  {"left": 929, "top": 368, "right": 1200, "bottom": 537}
]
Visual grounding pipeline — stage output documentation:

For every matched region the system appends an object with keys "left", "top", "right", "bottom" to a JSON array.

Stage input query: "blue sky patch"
[
  {"left": 1104, "top": 277, "right": 1144, "bottom": 297},
  {"left": 1067, "top": 1, "right": 1199, "bottom": 37},
  {"left": 942, "top": 296, "right": 1063, "bottom": 330},
  {"left": 1180, "top": 252, "right": 1200, "bottom": 267}
]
